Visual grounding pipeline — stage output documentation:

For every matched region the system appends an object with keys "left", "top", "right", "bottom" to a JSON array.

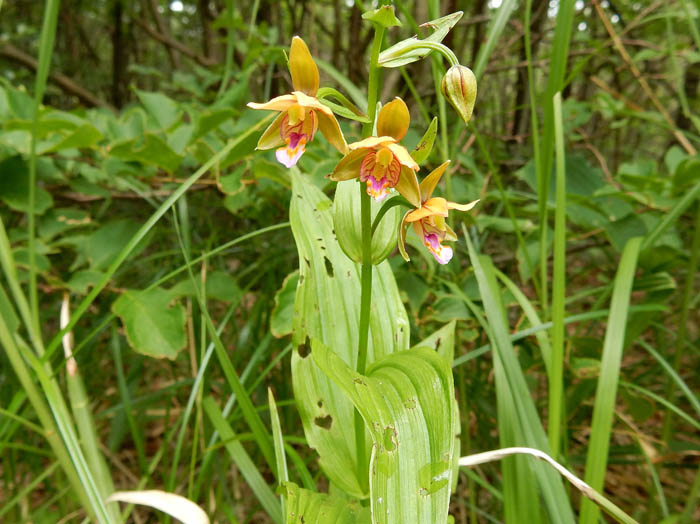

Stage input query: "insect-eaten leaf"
[
  {"left": 312, "top": 339, "right": 457, "bottom": 524},
  {"left": 281, "top": 482, "right": 370, "bottom": 523},
  {"left": 270, "top": 270, "right": 299, "bottom": 338}
]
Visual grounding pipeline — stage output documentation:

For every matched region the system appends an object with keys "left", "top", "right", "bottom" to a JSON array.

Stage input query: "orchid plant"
[
  {"left": 111, "top": 6, "right": 636, "bottom": 524},
  {"left": 246, "top": 6, "right": 481, "bottom": 523}
]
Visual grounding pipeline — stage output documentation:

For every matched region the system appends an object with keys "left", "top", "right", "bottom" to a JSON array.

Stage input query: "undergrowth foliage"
[{"left": 1, "top": 1, "right": 699, "bottom": 523}]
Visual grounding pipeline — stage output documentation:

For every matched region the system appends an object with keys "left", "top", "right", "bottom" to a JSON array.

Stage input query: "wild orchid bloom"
[
  {"left": 329, "top": 97, "right": 420, "bottom": 203},
  {"left": 247, "top": 37, "right": 347, "bottom": 168},
  {"left": 398, "top": 161, "right": 479, "bottom": 265}
]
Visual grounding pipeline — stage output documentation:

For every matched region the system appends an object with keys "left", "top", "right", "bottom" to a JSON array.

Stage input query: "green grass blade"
[
  {"left": 268, "top": 388, "right": 289, "bottom": 518},
  {"left": 494, "top": 270, "right": 552, "bottom": 375},
  {"left": 620, "top": 382, "right": 700, "bottom": 432},
  {"left": 641, "top": 181, "right": 700, "bottom": 251},
  {"left": 202, "top": 397, "right": 282, "bottom": 523},
  {"left": 638, "top": 340, "right": 700, "bottom": 419},
  {"left": 549, "top": 92, "right": 567, "bottom": 459},
  {"left": 0, "top": 462, "right": 59, "bottom": 520},
  {"left": 27, "top": 0, "right": 60, "bottom": 337},
  {"left": 537, "top": 0, "right": 575, "bottom": 318},
  {"left": 580, "top": 237, "right": 643, "bottom": 524},
  {"left": 61, "top": 297, "right": 119, "bottom": 522},
  {"left": 464, "top": 230, "right": 575, "bottom": 524},
  {"left": 473, "top": 0, "right": 517, "bottom": 79},
  {"left": 0, "top": 313, "right": 95, "bottom": 519}
]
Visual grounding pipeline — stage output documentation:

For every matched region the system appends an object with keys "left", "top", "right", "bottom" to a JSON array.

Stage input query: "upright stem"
[{"left": 355, "top": 22, "right": 385, "bottom": 496}]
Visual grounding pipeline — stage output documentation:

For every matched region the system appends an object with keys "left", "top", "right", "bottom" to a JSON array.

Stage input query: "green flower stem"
[
  {"left": 355, "top": 21, "right": 386, "bottom": 497},
  {"left": 379, "top": 40, "right": 459, "bottom": 68}
]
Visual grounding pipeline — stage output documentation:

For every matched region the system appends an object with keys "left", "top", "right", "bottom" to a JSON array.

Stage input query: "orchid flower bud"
[{"left": 441, "top": 65, "right": 477, "bottom": 124}]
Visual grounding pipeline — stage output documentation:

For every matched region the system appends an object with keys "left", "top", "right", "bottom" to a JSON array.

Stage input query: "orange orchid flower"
[
  {"left": 247, "top": 37, "right": 347, "bottom": 168},
  {"left": 329, "top": 97, "right": 420, "bottom": 203},
  {"left": 398, "top": 161, "right": 479, "bottom": 265}
]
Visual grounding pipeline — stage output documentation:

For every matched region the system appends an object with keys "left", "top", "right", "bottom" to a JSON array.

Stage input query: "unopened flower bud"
[{"left": 441, "top": 65, "right": 477, "bottom": 124}]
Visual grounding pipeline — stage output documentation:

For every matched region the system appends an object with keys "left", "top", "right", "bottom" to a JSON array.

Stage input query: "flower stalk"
[{"left": 355, "top": 21, "right": 386, "bottom": 496}]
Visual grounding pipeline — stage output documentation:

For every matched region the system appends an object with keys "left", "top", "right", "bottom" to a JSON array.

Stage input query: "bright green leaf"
[
  {"left": 270, "top": 271, "right": 298, "bottom": 338},
  {"left": 281, "top": 482, "right": 369, "bottom": 524},
  {"left": 135, "top": 89, "right": 181, "bottom": 129},
  {"left": 289, "top": 171, "right": 409, "bottom": 498},
  {"left": 112, "top": 287, "right": 187, "bottom": 360},
  {"left": 312, "top": 341, "right": 456, "bottom": 524}
]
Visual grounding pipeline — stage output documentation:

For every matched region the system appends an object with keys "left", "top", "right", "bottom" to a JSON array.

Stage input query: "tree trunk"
[{"left": 111, "top": 0, "right": 127, "bottom": 108}]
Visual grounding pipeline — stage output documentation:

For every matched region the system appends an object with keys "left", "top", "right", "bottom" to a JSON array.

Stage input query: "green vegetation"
[{"left": 0, "top": 1, "right": 698, "bottom": 523}]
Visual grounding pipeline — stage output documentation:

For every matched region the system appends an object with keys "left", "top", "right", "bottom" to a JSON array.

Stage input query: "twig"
[
  {"left": 0, "top": 42, "right": 115, "bottom": 110},
  {"left": 592, "top": 0, "right": 697, "bottom": 155},
  {"left": 132, "top": 18, "right": 217, "bottom": 68}
]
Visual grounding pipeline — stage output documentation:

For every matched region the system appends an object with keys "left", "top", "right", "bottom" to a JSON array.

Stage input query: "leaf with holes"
[
  {"left": 282, "top": 482, "right": 370, "bottom": 524},
  {"left": 312, "top": 339, "right": 456, "bottom": 524},
  {"left": 112, "top": 287, "right": 187, "bottom": 360},
  {"left": 289, "top": 170, "right": 410, "bottom": 498}
]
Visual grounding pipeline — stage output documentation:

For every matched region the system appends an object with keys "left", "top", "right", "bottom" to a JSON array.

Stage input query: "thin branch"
[
  {"left": 0, "top": 42, "right": 115, "bottom": 110},
  {"left": 132, "top": 17, "right": 217, "bottom": 68}
]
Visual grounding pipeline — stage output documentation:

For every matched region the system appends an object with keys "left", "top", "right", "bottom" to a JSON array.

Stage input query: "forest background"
[{"left": 0, "top": 0, "right": 699, "bottom": 523}]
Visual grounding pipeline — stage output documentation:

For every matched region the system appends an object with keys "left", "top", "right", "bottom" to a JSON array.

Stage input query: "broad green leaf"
[
  {"left": 77, "top": 219, "right": 144, "bottom": 271},
  {"left": 333, "top": 180, "right": 401, "bottom": 265},
  {"left": 66, "top": 270, "right": 104, "bottom": 295},
  {"left": 112, "top": 287, "right": 187, "bottom": 360},
  {"left": 281, "top": 482, "right": 370, "bottom": 524},
  {"left": 270, "top": 271, "right": 299, "bottom": 338},
  {"left": 378, "top": 12, "right": 463, "bottom": 68},
  {"left": 217, "top": 165, "right": 246, "bottom": 195},
  {"left": 39, "top": 208, "right": 92, "bottom": 240},
  {"left": 289, "top": 171, "right": 409, "bottom": 498},
  {"left": 0, "top": 156, "right": 53, "bottom": 214},
  {"left": 312, "top": 341, "right": 456, "bottom": 524},
  {"left": 414, "top": 320, "right": 456, "bottom": 363},
  {"left": 39, "top": 123, "right": 103, "bottom": 153},
  {"left": 135, "top": 89, "right": 181, "bottom": 129},
  {"left": 109, "top": 134, "right": 183, "bottom": 173},
  {"left": 192, "top": 108, "right": 237, "bottom": 141},
  {"left": 169, "top": 270, "right": 242, "bottom": 303}
]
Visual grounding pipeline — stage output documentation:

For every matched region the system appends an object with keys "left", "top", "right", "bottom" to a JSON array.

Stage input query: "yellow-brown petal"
[
  {"left": 394, "top": 165, "right": 421, "bottom": 208},
  {"left": 423, "top": 197, "right": 449, "bottom": 216},
  {"left": 317, "top": 110, "right": 348, "bottom": 154},
  {"left": 398, "top": 210, "right": 412, "bottom": 261},
  {"left": 289, "top": 36, "right": 319, "bottom": 96},
  {"left": 447, "top": 199, "right": 480, "bottom": 212},
  {"left": 377, "top": 97, "right": 410, "bottom": 141},
  {"left": 329, "top": 149, "right": 366, "bottom": 181},
  {"left": 386, "top": 143, "right": 419, "bottom": 171},
  {"left": 292, "top": 91, "right": 334, "bottom": 116},
  {"left": 247, "top": 94, "right": 297, "bottom": 112},
  {"left": 419, "top": 160, "right": 451, "bottom": 201},
  {"left": 255, "top": 112, "right": 286, "bottom": 150},
  {"left": 348, "top": 136, "right": 396, "bottom": 151}
]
